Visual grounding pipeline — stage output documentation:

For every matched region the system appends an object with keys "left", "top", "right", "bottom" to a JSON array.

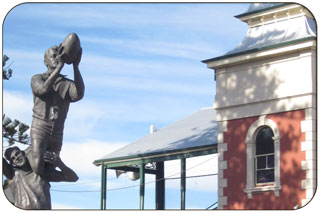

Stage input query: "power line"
[
  {"left": 51, "top": 154, "right": 218, "bottom": 192},
  {"left": 164, "top": 154, "right": 218, "bottom": 179},
  {"left": 51, "top": 175, "right": 123, "bottom": 188},
  {"left": 166, "top": 173, "right": 218, "bottom": 180},
  {"left": 50, "top": 172, "right": 218, "bottom": 193},
  {"left": 51, "top": 180, "right": 101, "bottom": 188},
  {"left": 51, "top": 154, "right": 218, "bottom": 189},
  {"left": 51, "top": 189, "right": 100, "bottom": 193},
  {"left": 131, "top": 154, "right": 218, "bottom": 188}
]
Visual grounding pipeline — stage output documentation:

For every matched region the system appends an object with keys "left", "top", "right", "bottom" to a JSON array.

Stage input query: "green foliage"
[
  {"left": 3, "top": 55, "right": 13, "bottom": 80},
  {"left": 2, "top": 115, "right": 30, "bottom": 146},
  {"left": 2, "top": 55, "right": 30, "bottom": 146}
]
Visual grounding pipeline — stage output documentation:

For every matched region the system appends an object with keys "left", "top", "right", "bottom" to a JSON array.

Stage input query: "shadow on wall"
[
  {"left": 215, "top": 50, "right": 314, "bottom": 120},
  {"left": 213, "top": 46, "right": 314, "bottom": 209}
]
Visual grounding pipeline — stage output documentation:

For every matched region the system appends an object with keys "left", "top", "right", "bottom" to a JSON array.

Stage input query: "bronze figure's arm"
[
  {"left": 69, "top": 48, "right": 85, "bottom": 102},
  {"left": 31, "top": 54, "right": 64, "bottom": 96},
  {"left": 44, "top": 152, "right": 78, "bottom": 182},
  {"left": 2, "top": 158, "right": 14, "bottom": 180}
]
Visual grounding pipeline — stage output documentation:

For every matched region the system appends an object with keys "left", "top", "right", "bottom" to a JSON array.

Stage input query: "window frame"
[
  {"left": 243, "top": 116, "right": 282, "bottom": 199},
  {"left": 255, "top": 153, "right": 275, "bottom": 185},
  {"left": 254, "top": 126, "right": 275, "bottom": 185}
]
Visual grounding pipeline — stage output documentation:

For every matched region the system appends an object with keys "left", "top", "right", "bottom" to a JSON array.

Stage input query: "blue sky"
[{"left": 1, "top": 2, "right": 252, "bottom": 210}]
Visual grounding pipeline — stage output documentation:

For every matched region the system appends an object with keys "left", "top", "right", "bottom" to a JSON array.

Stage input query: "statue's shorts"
[{"left": 30, "top": 118, "right": 63, "bottom": 154}]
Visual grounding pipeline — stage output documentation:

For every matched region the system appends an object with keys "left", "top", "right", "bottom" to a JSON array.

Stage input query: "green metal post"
[
  {"left": 181, "top": 158, "right": 186, "bottom": 210},
  {"left": 156, "top": 161, "right": 165, "bottom": 209},
  {"left": 101, "top": 164, "right": 107, "bottom": 210},
  {"left": 140, "top": 163, "right": 145, "bottom": 210}
]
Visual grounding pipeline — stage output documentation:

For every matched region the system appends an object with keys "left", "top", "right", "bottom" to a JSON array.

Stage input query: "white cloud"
[
  {"left": 5, "top": 3, "right": 247, "bottom": 67},
  {"left": 63, "top": 100, "right": 105, "bottom": 138},
  {"left": 59, "top": 140, "right": 129, "bottom": 177},
  {"left": 4, "top": 47, "right": 212, "bottom": 81},
  {"left": 81, "top": 51, "right": 209, "bottom": 78},
  {"left": 11, "top": 3, "right": 247, "bottom": 36},
  {"left": 82, "top": 36, "right": 220, "bottom": 61},
  {"left": 2, "top": 89, "right": 108, "bottom": 141},
  {"left": 2, "top": 90, "right": 33, "bottom": 124},
  {"left": 3, "top": 49, "right": 44, "bottom": 78},
  {"left": 84, "top": 74, "right": 211, "bottom": 96},
  {"left": 4, "top": 48, "right": 43, "bottom": 61},
  {"left": 67, "top": 92, "right": 212, "bottom": 127}
]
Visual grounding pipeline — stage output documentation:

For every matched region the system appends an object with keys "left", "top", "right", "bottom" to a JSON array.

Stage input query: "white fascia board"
[{"left": 205, "top": 40, "right": 316, "bottom": 70}]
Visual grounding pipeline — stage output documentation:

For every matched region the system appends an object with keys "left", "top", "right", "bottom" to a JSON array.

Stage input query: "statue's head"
[
  {"left": 5, "top": 146, "right": 28, "bottom": 168},
  {"left": 44, "top": 46, "right": 59, "bottom": 70}
]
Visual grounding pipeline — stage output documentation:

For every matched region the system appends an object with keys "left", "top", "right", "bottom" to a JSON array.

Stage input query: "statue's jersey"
[
  {"left": 31, "top": 73, "right": 74, "bottom": 135},
  {"left": 9, "top": 169, "right": 51, "bottom": 209},
  {"left": 30, "top": 73, "right": 75, "bottom": 152}
]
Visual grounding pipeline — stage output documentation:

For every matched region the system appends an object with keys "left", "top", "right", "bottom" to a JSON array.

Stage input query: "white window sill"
[{"left": 244, "top": 185, "right": 282, "bottom": 199}]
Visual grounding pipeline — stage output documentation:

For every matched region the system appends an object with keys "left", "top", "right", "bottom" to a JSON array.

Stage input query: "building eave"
[
  {"left": 202, "top": 37, "right": 316, "bottom": 69},
  {"left": 93, "top": 143, "right": 217, "bottom": 167}
]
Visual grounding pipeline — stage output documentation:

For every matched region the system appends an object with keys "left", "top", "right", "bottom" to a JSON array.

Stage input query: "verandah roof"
[
  {"left": 93, "top": 107, "right": 218, "bottom": 166},
  {"left": 94, "top": 107, "right": 218, "bottom": 210}
]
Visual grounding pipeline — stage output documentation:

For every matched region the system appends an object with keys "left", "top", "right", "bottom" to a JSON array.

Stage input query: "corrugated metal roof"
[{"left": 94, "top": 107, "right": 217, "bottom": 164}]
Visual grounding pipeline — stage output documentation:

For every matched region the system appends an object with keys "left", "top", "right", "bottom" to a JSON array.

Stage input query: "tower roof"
[{"left": 203, "top": 3, "right": 316, "bottom": 66}]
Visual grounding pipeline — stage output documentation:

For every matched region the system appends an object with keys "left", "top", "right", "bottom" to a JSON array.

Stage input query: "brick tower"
[{"left": 203, "top": 3, "right": 316, "bottom": 209}]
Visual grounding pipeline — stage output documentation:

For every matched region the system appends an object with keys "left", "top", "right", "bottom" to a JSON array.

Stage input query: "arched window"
[
  {"left": 244, "top": 116, "right": 281, "bottom": 199},
  {"left": 255, "top": 126, "right": 275, "bottom": 184}
]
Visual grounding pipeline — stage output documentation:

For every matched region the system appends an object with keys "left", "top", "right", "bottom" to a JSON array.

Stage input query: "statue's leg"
[
  {"left": 45, "top": 134, "right": 63, "bottom": 169},
  {"left": 46, "top": 133, "right": 62, "bottom": 154},
  {"left": 30, "top": 134, "right": 48, "bottom": 175}
]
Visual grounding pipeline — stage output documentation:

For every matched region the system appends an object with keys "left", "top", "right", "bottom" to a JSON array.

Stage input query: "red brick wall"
[{"left": 223, "top": 110, "right": 306, "bottom": 209}]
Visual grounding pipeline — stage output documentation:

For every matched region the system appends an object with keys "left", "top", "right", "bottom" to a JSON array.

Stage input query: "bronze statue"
[
  {"left": 29, "top": 33, "right": 85, "bottom": 175},
  {"left": 3, "top": 33, "right": 84, "bottom": 209},
  {"left": 3, "top": 146, "right": 78, "bottom": 209}
]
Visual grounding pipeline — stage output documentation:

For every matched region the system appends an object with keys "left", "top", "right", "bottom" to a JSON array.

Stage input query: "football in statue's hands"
[{"left": 59, "top": 33, "right": 81, "bottom": 64}]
